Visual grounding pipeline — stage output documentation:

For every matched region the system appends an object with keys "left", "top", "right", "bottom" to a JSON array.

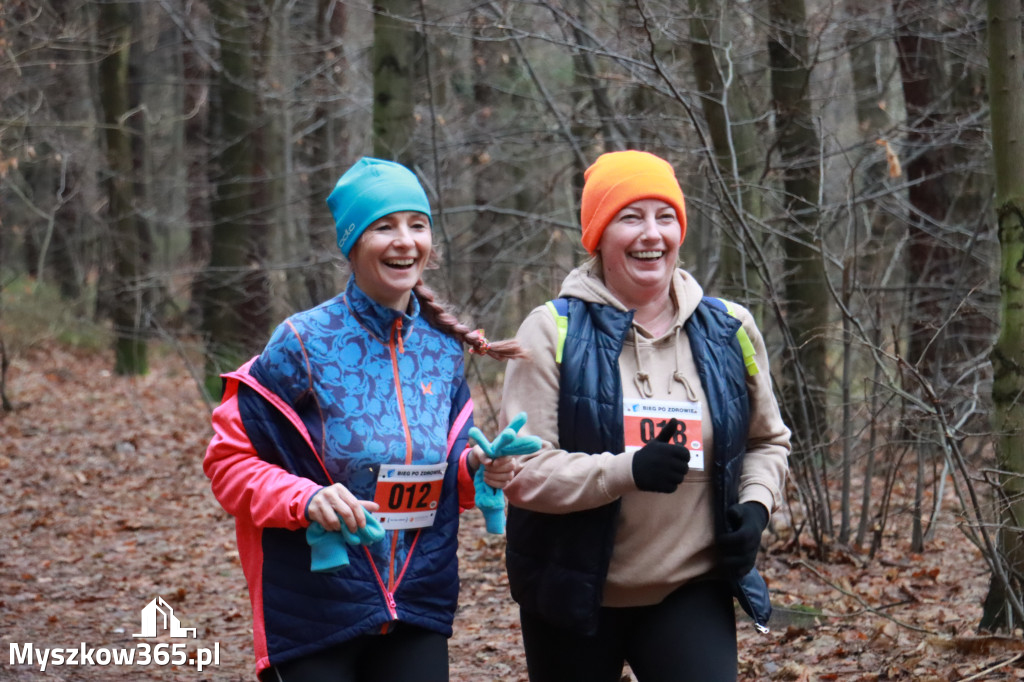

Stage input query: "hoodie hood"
[
  {"left": 558, "top": 258, "right": 705, "bottom": 337},
  {"left": 558, "top": 258, "right": 709, "bottom": 400}
]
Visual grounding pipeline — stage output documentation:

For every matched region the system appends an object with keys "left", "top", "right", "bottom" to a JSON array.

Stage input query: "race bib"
[
  {"left": 372, "top": 463, "right": 447, "bottom": 530},
  {"left": 623, "top": 398, "right": 705, "bottom": 471}
]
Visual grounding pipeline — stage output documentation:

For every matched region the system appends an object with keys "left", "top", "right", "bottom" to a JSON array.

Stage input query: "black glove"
[
  {"left": 631, "top": 419, "right": 689, "bottom": 493},
  {"left": 718, "top": 502, "right": 769, "bottom": 577}
]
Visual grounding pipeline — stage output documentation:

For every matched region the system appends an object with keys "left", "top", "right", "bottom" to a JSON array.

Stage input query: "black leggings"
[
  {"left": 260, "top": 624, "right": 449, "bottom": 682},
  {"left": 519, "top": 580, "right": 738, "bottom": 682}
]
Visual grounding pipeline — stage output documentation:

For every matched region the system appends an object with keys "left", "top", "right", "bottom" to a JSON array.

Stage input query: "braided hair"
[{"left": 413, "top": 280, "right": 527, "bottom": 361}]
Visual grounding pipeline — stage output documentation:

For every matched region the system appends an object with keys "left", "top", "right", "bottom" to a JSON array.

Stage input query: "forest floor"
[{"left": 2, "top": 343, "right": 1024, "bottom": 681}]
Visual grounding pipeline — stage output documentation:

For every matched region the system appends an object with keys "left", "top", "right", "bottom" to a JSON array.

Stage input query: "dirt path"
[{"left": 2, "top": 345, "right": 1020, "bottom": 680}]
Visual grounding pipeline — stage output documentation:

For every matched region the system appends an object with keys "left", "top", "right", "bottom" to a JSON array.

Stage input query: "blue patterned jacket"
[{"left": 204, "top": 278, "right": 477, "bottom": 675}]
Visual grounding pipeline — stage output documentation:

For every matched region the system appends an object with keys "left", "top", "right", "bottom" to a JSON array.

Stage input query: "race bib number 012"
[
  {"left": 373, "top": 463, "right": 447, "bottom": 530},
  {"left": 623, "top": 398, "right": 705, "bottom": 471}
]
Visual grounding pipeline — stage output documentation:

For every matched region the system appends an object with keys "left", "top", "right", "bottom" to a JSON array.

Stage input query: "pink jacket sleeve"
[
  {"left": 457, "top": 448, "right": 476, "bottom": 512},
  {"left": 203, "top": 381, "right": 322, "bottom": 530},
  {"left": 448, "top": 385, "right": 476, "bottom": 513}
]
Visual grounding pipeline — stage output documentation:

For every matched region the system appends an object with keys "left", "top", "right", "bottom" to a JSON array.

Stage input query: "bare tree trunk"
[
  {"left": 304, "top": 0, "right": 348, "bottom": 305},
  {"left": 98, "top": 0, "right": 149, "bottom": 376},
  {"left": 372, "top": 0, "right": 417, "bottom": 164},
  {"left": 184, "top": 4, "right": 213, "bottom": 329},
  {"left": 892, "top": 0, "right": 956, "bottom": 553},
  {"left": 844, "top": 0, "right": 895, "bottom": 550},
  {"left": 845, "top": 0, "right": 893, "bottom": 138},
  {"left": 569, "top": 0, "right": 626, "bottom": 150},
  {"left": 942, "top": 3, "right": 995, "bottom": 392},
  {"left": 892, "top": 1, "right": 953, "bottom": 375},
  {"left": 0, "top": 215, "right": 10, "bottom": 410},
  {"left": 0, "top": 222, "right": 6, "bottom": 410},
  {"left": 258, "top": 0, "right": 307, "bottom": 314},
  {"left": 768, "top": 0, "right": 832, "bottom": 548},
  {"left": 980, "top": 0, "right": 1024, "bottom": 633},
  {"left": 689, "top": 0, "right": 766, "bottom": 309},
  {"left": 0, "top": 337, "right": 11, "bottom": 413},
  {"left": 202, "top": 0, "right": 267, "bottom": 397},
  {"left": 466, "top": 9, "right": 502, "bottom": 302}
]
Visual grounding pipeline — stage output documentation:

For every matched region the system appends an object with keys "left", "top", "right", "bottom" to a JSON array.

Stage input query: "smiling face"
[
  {"left": 597, "top": 199, "right": 682, "bottom": 306},
  {"left": 348, "top": 211, "right": 432, "bottom": 312}
]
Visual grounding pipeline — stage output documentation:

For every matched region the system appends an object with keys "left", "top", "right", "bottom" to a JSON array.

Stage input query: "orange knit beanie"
[{"left": 580, "top": 150, "right": 687, "bottom": 255}]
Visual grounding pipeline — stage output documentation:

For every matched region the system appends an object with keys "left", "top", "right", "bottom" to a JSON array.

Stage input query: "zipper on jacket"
[
  {"left": 394, "top": 317, "right": 405, "bottom": 354},
  {"left": 363, "top": 530, "right": 422, "bottom": 631},
  {"left": 383, "top": 530, "right": 423, "bottom": 632},
  {"left": 364, "top": 546, "right": 399, "bottom": 622},
  {"left": 375, "top": 317, "right": 420, "bottom": 626},
  {"left": 388, "top": 531, "right": 399, "bottom": 588},
  {"left": 387, "top": 317, "right": 414, "bottom": 588},
  {"left": 394, "top": 530, "right": 421, "bottom": 589},
  {"left": 389, "top": 318, "right": 414, "bottom": 465}
]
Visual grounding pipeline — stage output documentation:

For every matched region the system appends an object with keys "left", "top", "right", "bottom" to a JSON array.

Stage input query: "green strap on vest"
[
  {"left": 546, "top": 297, "right": 758, "bottom": 377},
  {"left": 545, "top": 300, "right": 570, "bottom": 365},
  {"left": 716, "top": 299, "right": 760, "bottom": 377}
]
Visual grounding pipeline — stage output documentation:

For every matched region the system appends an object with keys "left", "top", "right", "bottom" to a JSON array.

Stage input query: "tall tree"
[
  {"left": 259, "top": 0, "right": 298, "bottom": 309},
  {"left": 768, "top": 0, "right": 832, "bottom": 545},
  {"left": 304, "top": 0, "right": 349, "bottom": 305},
  {"left": 183, "top": 3, "right": 214, "bottom": 328},
  {"left": 843, "top": 0, "right": 895, "bottom": 548},
  {"left": 372, "top": 0, "right": 417, "bottom": 163},
  {"left": 943, "top": 3, "right": 995, "bottom": 372},
  {"left": 97, "top": 0, "right": 150, "bottom": 375},
  {"left": 980, "top": 0, "right": 1024, "bottom": 633},
  {"left": 892, "top": 0, "right": 969, "bottom": 553},
  {"left": 568, "top": 1, "right": 627, "bottom": 151},
  {"left": 202, "top": 0, "right": 268, "bottom": 396},
  {"left": 892, "top": 1, "right": 955, "bottom": 376},
  {"left": 467, "top": 8, "right": 514, "bottom": 314},
  {"left": 689, "top": 0, "right": 767, "bottom": 307}
]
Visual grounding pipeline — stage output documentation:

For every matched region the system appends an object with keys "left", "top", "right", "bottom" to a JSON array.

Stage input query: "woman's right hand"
[
  {"left": 631, "top": 419, "right": 690, "bottom": 493},
  {"left": 307, "top": 483, "right": 380, "bottom": 533}
]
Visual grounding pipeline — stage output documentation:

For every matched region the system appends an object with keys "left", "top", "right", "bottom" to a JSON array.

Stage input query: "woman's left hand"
[
  {"left": 469, "top": 445, "right": 518, "bottom": 489},
  {"left": 482, "top": 452, "right": 518, "bottom": 489}
]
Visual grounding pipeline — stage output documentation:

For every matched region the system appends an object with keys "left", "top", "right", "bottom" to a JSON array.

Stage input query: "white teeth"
[
  {"left": 385, "top": 259, "right": 415, "bottom": 266},
  {"left": 632, "top": 251, "right": 663, "bottom": 260}
]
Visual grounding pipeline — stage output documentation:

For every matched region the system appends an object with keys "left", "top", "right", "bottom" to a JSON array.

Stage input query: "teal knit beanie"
[{"left": 326, "top": 157, "right": 432, "bottom": 258}]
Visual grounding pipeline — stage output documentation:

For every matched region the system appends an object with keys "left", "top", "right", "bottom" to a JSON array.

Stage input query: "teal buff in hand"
[
  {"left": 306, "top": 511, "right": 386, "bottom": 573},
  {"left": 469, "top": 412, "right": 542, "bottom": 534}
]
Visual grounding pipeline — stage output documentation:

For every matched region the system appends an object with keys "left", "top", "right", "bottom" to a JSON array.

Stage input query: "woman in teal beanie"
[{"left": 205, "top": 157, "right": 521, "bottom": 681}]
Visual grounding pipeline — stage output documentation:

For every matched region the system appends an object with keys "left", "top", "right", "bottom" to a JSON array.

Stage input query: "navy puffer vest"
[{"left": 505, "top": 297, "right": 772, "bottom": 634}]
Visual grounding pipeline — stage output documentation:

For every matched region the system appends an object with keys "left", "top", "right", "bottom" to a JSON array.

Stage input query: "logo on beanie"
[{"left": 338, "top": 222, "right": 357, "bottom": 247}]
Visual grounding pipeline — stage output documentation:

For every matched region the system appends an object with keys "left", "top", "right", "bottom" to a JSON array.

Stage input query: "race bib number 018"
[
  {"left": 373, "top": 463, "right": 447, "bottom": 530},
  {"left": 623, "top": 398, "right": 705, "bottom": 471}
]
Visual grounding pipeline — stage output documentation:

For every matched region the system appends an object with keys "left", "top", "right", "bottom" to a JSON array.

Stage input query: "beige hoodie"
[{"left": 501, "top": 259, "right": 791, "bottom": 607}]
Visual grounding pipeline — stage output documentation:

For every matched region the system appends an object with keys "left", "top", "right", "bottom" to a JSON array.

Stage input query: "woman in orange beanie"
[{"left": 498, "top": 150, "right": 791, "bottom": 681}]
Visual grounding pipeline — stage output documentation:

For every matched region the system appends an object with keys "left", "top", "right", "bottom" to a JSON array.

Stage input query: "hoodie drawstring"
[
  {"left": 634, "top": 324, "right": 701, "bottom": 400},
  {"left": 670, "top": 325, "right": 700, "bottom": 400},
  {"left": 632, "top": 329, "right": 655, "bottom": 398}
]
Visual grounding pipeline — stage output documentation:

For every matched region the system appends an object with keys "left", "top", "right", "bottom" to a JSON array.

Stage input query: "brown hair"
[{"left": 413, "top": 280, "right": 527, "bottom": 361}]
